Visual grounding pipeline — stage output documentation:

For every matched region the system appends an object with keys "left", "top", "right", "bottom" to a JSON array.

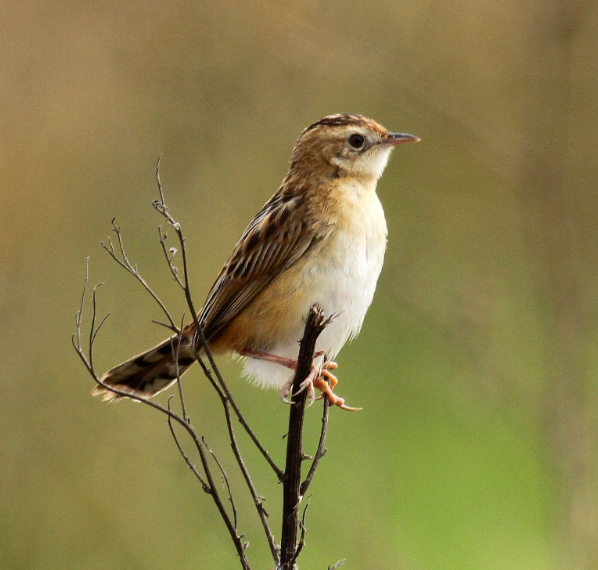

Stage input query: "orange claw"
[
  {"left": 312, "top": 375, "right": 362, "bottom": 412},
  {"left": 279, "top": 364, "right": 362, "bottom": 411},
  {"left": 320, "top": 367, "right": 338, "bottom": 390}
]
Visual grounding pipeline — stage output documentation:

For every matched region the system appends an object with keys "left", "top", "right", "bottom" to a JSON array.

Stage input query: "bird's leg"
[
  {"left": 241, "top": 349, "right": 338, "bottom": 375},
  {"left": 240, "top": 350, "right": 299, "bottom": 370},
  {"left": 239, "top": 349, "right": 358, "bottom": 411},
  {"left": 240, "top": 350, "right": 299, "bottom": 405}
]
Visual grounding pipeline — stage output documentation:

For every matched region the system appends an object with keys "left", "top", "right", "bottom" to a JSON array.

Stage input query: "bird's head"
[{"left": 290, "top": 113, "right": 419, "bottom": 181}]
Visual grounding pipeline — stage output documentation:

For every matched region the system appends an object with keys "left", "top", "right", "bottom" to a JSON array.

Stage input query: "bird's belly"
[
  {"left": 237, "top": 215, "right": 387, "bottom": 388},
  {"left": 304, "top": 232, "right": 384, "bottom": 355}
]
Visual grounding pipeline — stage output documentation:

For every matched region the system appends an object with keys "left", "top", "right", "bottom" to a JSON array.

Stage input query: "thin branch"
[
  {"left": 171, "top": 315, "right": 189, "bottom": 422},
  {"left": 291, "top": 497, "right": 311, "bottom": 564},
  {"left": 81, "top": 173, "right": 279, "bottom": 567},
  {"left": 167, "top": 400, "right": 210, "bottom": 492},
  {"left": 75, "top": 257, "right": 89, "bottom": 350},
  {"left": 77, "top": 162, "right": 341, "bottom": 569},
  {"left": 203, "top": 437, "right": 239, "bottom": 531},
  {"left": 300, "top": 397, "right": 329, "bottom": 497},
  {"left": 152, "top": 157, "right": 283, "bottom": 480},
  {"left": 151, "top": 159, "right": 283, "bottom": 562},
  {"left": 328, "top": 560, "right": 346, "bottom": 570},
  {"left": 279, "top": 304, "right": 329, "bottom": 569},
  {"left": 88, "top": 282, "right": 100, "bottom": 357},
  {"left": 101, "top": 219, "right": 179, "bottom": 333},
  {"left": 155, "top": 154, "right": 168, "bottom": 214},
  {"left": 173, "top": 332, "right": 279, "bottom": 560},
  {"left": 177, "top": 236, "right": 284, "bottom": 478},
  {"left": 219, "top": 380, "right": 279, "bottom": 561},
  {"left": 158, "top": 226, "right": 185, "bottom": 289},
  {"left": 72, "top": 268, "right": 251, "bottom": 570},
  {"left": 88, "top": 283, "right": 108, "bottom": 371},
  {"left": 90, "top": 310, "right": 110, "bottom": 346},
  {"left": 151, "top": 319, "right": 179, "bottom": 333}
]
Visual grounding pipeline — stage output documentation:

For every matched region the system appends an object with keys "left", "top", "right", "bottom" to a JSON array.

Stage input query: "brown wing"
[{"left": 198, "top": 188, "right": 318, "bottom": 340}]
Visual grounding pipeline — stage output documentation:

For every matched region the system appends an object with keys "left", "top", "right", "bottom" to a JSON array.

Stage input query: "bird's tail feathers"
[{"left": 92, "top": 336, "right": 197, "bottom": 402}]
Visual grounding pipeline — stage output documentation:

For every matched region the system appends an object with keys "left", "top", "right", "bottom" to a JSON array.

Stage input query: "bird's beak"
[{"left": 385, "top": 132, "right": 420, "bottom": 146}]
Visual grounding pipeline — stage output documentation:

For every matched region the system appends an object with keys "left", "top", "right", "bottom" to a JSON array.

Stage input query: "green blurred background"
[{"left": 2, "top": 1, "right": 597, "bottom": 569}]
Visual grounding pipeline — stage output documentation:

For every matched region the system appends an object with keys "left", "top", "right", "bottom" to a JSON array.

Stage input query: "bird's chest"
[{"left": 304, "top": 188, "right": 387, "bottom": 353}]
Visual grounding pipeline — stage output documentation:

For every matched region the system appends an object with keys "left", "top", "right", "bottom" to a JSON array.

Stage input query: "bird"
[{"left": 92, "top": 113, "right": 419, "bottom": 409}]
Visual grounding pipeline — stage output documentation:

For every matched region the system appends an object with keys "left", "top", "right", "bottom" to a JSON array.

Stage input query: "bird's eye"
[{"left": 348, "top": 134, "right": 365, "bottom": 149}]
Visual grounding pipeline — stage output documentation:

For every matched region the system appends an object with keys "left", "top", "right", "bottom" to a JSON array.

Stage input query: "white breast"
[
  {"left": 313, "top": 192, "right": 387, "bottom": 358},
  {"left": 243, "top": 180, "right": 388, "bottom": 389}
]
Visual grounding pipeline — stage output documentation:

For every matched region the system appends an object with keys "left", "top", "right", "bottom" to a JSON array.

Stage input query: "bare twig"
[
  {"left": 158, "top": 226, "right": 185, "bottom": 289},
  {"left": 72, "top": 266, "right": 251, "bottom": 570},
  {"left": 154, "top": 154, "right": 169, "bottom": 219},
  {"left": 151, "top": 160, "right": 281, "bottom": 561},
  {"left": 151, "top": 319, "right": 179, "bottom": 333},
  {"left": 152, "top": 167, "right": 335, "bottom": 567},
  {"left": 166, "top": 400, "right": 210, "bottom": 492},
  {"left": 88, "top": 283, "right": 109, "bottom": 371},
  {"left": 291, "top": 497, "right": 311, "bottom": 564},
  {"left": 152, "top": 209, "right": 281, "bottom": 560},
  {"left": 300, "top": 397, "right": 329, "bottom": 497},
  {"left": 76, "top": 161, "right": 340, "bottom": 569},
  {"left": 203, "top": 437, "right": 239, "bottom": 531},
  {"left": 218, "top": 382, "right": 279, "bottom": 562},
  {"left": 75, "top": 257, "right": 89, "bottom": 350},
  {"left": 152, "top": 158, "right": 284, "bottom": 480},
  {"left": 171, "top": 315, "right": 189, "bottom": 422},
  {"left": 101, "top": 219, "right": 179, "bottom": 333},
  {"left": 279, "top": 304, "right": 329, "bottom": 569}
]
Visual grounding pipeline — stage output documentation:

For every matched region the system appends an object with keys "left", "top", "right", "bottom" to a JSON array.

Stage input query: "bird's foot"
[
  {"left": 279, "top": 363, "right": 360, "bottom": 412},
  {"left": 312, "top": 370, "right": 361, "bottom": 411},
  {"left": 240, "top": 349, "right": 359, "bottom": 411}
]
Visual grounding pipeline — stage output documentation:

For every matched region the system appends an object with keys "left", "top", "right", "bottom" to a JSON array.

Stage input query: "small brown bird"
[{"left": 93, "top": 114, "right": 419, "bottom": 409}]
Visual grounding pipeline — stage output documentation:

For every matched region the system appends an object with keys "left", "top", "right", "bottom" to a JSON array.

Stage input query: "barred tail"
[{"left": 92, "top": 336, "right": 197, "bottom": 402}]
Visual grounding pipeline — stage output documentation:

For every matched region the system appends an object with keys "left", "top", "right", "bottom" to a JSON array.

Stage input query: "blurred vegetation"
[{"left": 1, "top": 0, "right": 597, "bottom": 569}]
